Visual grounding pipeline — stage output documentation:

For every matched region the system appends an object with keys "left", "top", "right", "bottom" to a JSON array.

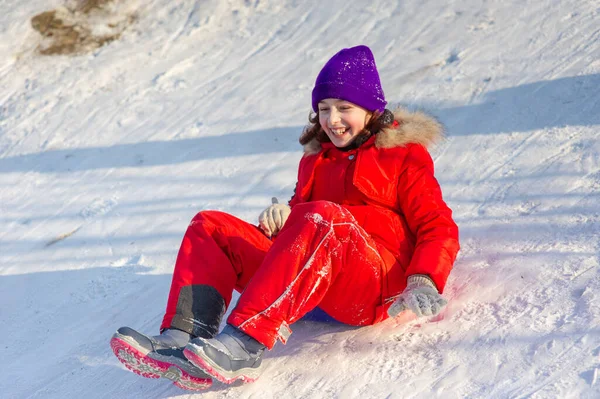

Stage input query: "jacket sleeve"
[
  {"left": 288, "top": 182, "right": 300, "bottom": 207},
  {"left": 397, "top": 144, "right": 459, "bottom": 292},
  {"left": 288, "top": 153, "right": 319, "bottom": 208},
  {"left": 288, "top": 156, "right": 307, "bottom": 208}
]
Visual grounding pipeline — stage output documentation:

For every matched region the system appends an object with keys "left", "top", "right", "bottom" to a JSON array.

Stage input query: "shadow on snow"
[{"left": 1, "top": 74, "right": 599, "bottom": 173}]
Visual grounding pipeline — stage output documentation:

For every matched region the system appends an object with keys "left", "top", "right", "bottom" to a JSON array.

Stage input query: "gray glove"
[
  {"left": 258, "top": 197, "right": 291, "bottom": 237},
  {"left": 388, "top": 275, "right": 447, "bottom": 318}
]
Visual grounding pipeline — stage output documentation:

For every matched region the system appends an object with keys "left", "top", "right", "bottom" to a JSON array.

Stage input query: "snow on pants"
[{"left": 161, "top": 200, "right": 400, "bottom": 349}]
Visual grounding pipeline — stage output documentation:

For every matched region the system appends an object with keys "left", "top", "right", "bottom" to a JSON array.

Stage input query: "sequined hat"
[{"left": 311, "top": 45, "right": 387, "bottom": 113}]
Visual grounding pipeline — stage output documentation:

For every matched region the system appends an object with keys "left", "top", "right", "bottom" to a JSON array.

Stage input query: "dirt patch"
[{"left": 30, "top": 0, "right": 137, "bottom": 55}]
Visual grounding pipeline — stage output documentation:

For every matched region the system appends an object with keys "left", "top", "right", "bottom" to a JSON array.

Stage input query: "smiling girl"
[{"left": 111, "top": 45, "right": 459, "bottom": 390}]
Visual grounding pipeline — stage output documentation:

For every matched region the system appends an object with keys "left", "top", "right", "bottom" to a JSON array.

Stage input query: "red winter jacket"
[{"left": 289, "top": 108, "right": 460, "bottom": 293}]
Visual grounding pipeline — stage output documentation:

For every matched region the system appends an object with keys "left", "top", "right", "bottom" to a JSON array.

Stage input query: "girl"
[{"left": 110, "top": 45, "right": 460, "bottom": 391}]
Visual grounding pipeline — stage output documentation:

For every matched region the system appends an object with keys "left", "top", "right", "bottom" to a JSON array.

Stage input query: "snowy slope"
[{"left": 1, "top": 0, "right": 599, "bottom": 397}]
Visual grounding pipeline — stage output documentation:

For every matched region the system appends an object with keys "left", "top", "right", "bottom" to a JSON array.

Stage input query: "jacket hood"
[{"left": 303, "top": 107, "right": 445, "bottom": 155}]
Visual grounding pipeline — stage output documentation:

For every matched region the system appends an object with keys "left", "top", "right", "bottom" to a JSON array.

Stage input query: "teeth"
[{"left": 331, "top": 128, "right": 347, "bottom": 135}]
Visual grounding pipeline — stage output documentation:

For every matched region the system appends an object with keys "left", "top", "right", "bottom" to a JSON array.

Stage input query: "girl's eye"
[{"left": 319, "top": 108, "right": 329, "bottom": 112}]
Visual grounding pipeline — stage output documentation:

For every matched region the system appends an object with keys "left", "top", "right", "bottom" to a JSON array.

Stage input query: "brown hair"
[{"left": 299, "top": 109, "right": 393, "bottom": 147}]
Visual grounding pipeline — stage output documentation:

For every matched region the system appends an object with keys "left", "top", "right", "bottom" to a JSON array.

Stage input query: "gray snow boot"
[
  {"left": 183, "top": 324, "right": 266, "bottom": 384},
  {"left": 110, "top": 327, "right": 212, "bottom": 391}
]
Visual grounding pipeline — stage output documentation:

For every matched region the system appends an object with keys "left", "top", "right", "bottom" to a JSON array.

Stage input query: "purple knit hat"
[{"left": 312, "top": 45, "right": 387, "bottom": 113}]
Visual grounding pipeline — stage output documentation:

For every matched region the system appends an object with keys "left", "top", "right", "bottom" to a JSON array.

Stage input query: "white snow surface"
[{"left": 1, "top": 0, "right": 599, "bottom": 397}]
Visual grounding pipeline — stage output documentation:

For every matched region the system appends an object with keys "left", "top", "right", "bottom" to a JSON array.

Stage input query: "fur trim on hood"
[{"left": 303, "top": 107, "right": 445, "bottom": 155}]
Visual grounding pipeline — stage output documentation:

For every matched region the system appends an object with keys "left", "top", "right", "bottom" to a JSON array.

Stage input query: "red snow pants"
[{"left": 161, "top": 200, "right": 403, "bottom": 349}]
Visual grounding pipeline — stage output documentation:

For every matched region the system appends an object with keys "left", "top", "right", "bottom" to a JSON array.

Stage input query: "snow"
[{"left": 1, "top": 0, "right": 599, "bottom": 397}]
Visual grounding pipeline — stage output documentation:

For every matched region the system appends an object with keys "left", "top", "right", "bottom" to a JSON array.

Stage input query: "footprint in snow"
[{"left": 80, "top": 196, "right": 118, "bottom": 219}]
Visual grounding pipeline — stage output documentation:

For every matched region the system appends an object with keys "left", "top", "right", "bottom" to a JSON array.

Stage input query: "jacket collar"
[{"left": 320, "top": 134, "right": 377, "bottom": 153}]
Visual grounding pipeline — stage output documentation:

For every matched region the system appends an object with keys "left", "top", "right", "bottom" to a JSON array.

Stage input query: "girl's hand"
[
  {"left": 388, "top": 275, "right": 447, "bottom": 318},
  {"left": 258, "top": 198, "right": 291, "bottom": 237}
]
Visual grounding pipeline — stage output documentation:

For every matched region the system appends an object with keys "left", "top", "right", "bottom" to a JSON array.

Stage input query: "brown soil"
[{"left": 30, "top": 0, "right": 136, "bottom": 56}]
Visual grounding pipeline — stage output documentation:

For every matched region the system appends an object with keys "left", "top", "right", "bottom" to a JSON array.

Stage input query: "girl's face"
[{"left": 318, "top": 98, "right": 372, "bottom": 148}]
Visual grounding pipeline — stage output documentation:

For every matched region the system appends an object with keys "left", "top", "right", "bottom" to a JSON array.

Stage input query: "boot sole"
[
  {"left": 183, "top": 344, "right": 260, "bottom": 385},
  {"left": 110, "top": 333, "right": 211, "bottom": 391}
]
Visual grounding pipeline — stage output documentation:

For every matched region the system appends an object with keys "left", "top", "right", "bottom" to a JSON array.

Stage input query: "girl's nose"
[{"left": 328, "top": 109, "right": 341, "bottom": 125}]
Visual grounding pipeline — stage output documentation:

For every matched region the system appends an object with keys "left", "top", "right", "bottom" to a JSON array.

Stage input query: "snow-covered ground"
[{"left": 1, "top": 0, "right": 599, "bottom": 397}]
